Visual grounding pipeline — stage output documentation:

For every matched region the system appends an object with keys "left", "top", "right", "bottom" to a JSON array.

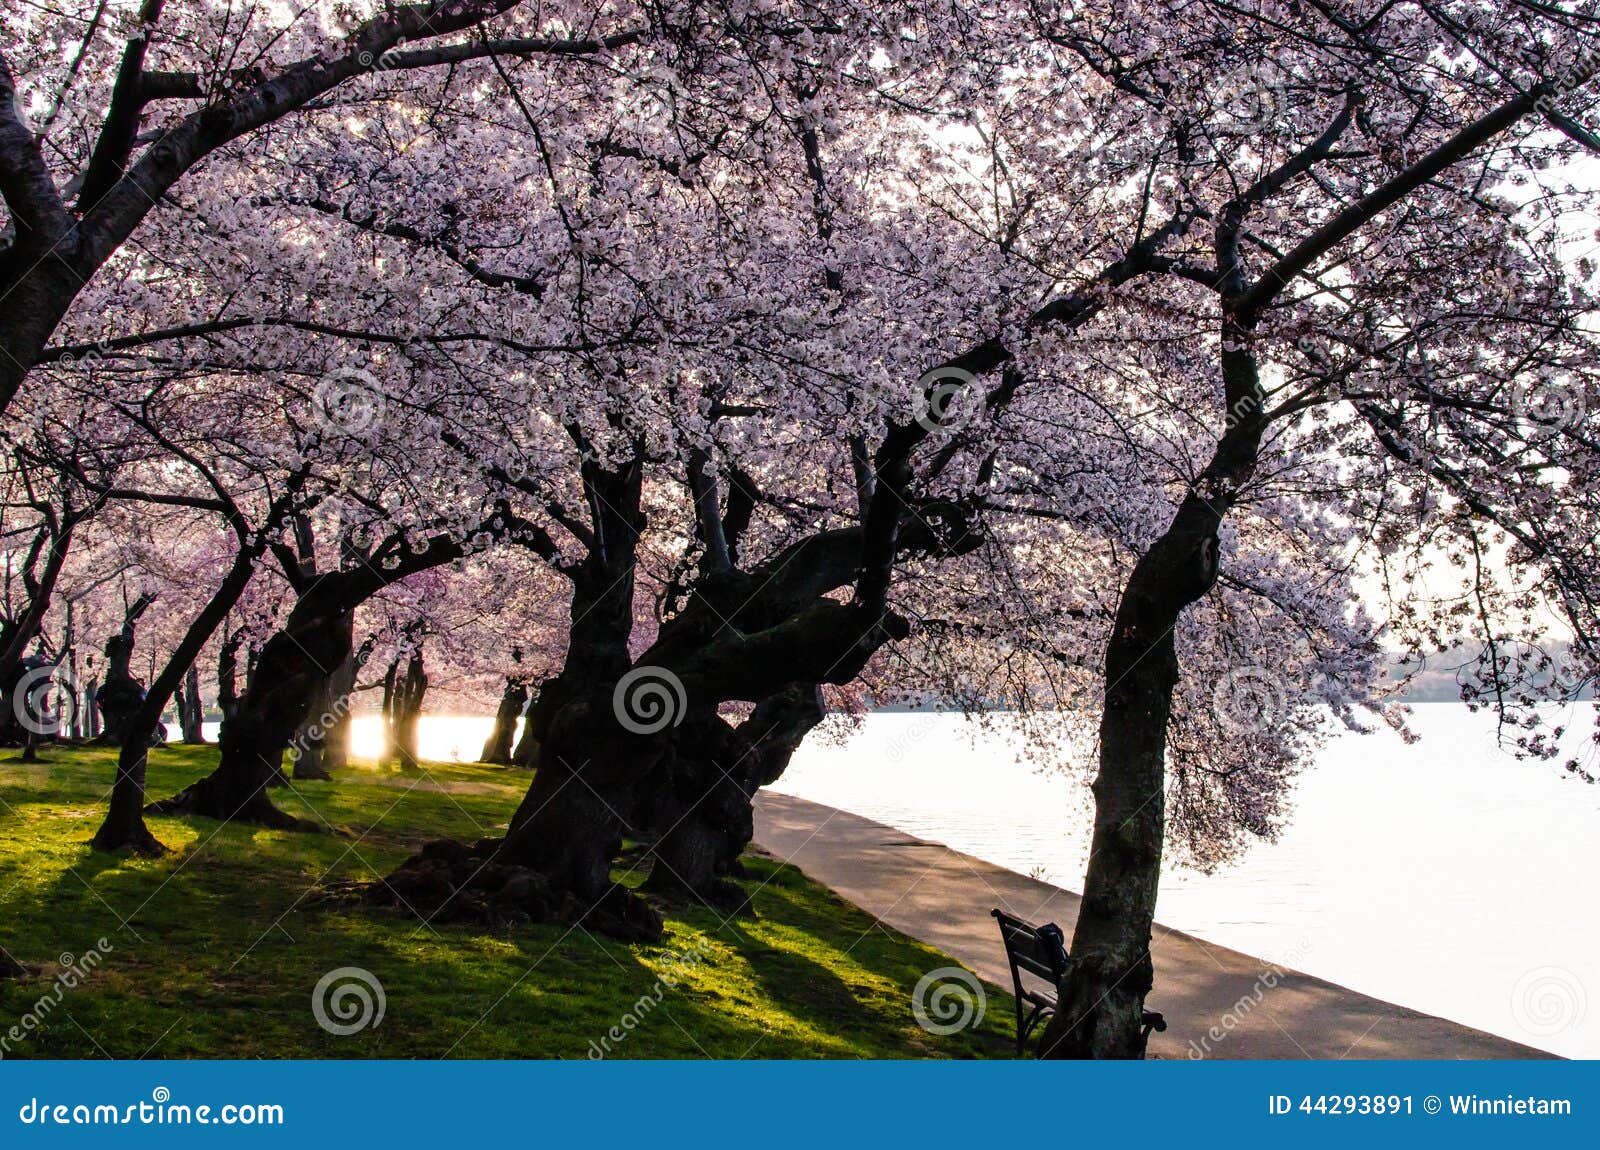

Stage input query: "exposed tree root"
[
  {"left": 371, "top": 838, "right": 664, "bottom": 942},
  {"left": 89, "top": 823, "right": 167, "bottom": 857},
  {"left": 146, "top": 782, "right": 316, "bottom": 832}
]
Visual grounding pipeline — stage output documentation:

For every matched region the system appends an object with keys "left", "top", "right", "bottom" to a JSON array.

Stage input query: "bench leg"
[{"left": 1017, "top": 1003, "right": 1051, "bottom": 1058}]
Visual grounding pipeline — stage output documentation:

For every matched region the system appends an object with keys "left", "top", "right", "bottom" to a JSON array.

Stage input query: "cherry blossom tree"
[
  {"left": 6, "top": 0, "right": 1599, "bottom": 1061},
  {"left": 0, "top": 0, "right": 650, "bottom": 416}
]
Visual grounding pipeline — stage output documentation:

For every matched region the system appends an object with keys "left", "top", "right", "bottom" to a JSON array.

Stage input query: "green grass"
[{"left": 0, "top": 743, "right": 1014, "bottom": 1059}]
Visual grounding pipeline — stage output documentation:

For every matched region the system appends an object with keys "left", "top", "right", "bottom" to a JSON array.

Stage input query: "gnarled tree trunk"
[
  {"left": 94, "top": 593, "right": 156, "bottom": 747},
  {"left": 391, "top": 647, "right": 427, "bottom": 767},
  {"left": 97, "top": 548, "right": 262, "bottom": 853},
  {"left": 289, "top": 677, "right": 335, "bottom": 781},
  {"left": 642, "top": 683, "right": 823, "bottom": 906},
  {"left": 316, "top": 637, "right": 369, "bottom": 775},
  {"left": 1040, "top": 314, "right": 1262, "bottom": 1059},
  {"left": 150, "top": 591, "right": 353, "bottom": 829},
  {"left": 480, "top": 675, "right": 529, "bottom": 764},
  {"left": 177, "top": 664, "right": 205, "bottom": 743}
]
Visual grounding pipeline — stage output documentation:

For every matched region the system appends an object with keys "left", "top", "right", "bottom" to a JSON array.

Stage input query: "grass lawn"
[{"left": 0, "top": 743, "right": 1014, "bottom": 1059}]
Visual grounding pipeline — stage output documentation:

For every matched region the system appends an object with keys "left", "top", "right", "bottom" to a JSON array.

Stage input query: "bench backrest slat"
[{"left": 991, "top": 908, "right": 1066, "bottom": 982}]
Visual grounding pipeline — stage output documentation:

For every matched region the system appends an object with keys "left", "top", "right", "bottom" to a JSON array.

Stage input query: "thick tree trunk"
[
  {"left": 0, "top": 258, "right": 81, "bottom": 422},
  {"left": 94, "top": 594, "right": 156, "bottom": 746},
  {"left": 290, "top": 677, "right": 334, "bottom": 781},
  {"left": 644, "top": 684, "right": 823, "bottom": 904},
  {"left": 383, "top": 461, "right": 663, "bottom": 937},
  {"left": 498, "top": 560, "right": 642, "bottom": 904},
  {"left": 216, "top": 630, "right": 244, "bottom": 730},
  {"left": 480, "top": 676, "right": 528, "bottom": 764},
  {"left": 149, "top": 592, "right": 353, "bottom": 829},
  {"left": 1040, "top": 318, "right": 1263, "bottom": 1059},
  {"left": 178, "top": 664, "right": 206, "bottom": 743},
  {"left": 1037, "top": 597, "right": 1182, "bottom": 1059},
  {"left": 319, "top": 642, "right": 365, "bottom": 774},
  {"left": 394, "top": 649, "right": 427, "bottom": 767},
  {"left": 96, "top": 549, "right": 261, "bottom": 853}
]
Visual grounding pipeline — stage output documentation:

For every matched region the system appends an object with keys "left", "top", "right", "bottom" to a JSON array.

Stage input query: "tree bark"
[
  {"left": 177, "top": 663, "right": 205, "bottom": 743},
  {"left": 93, "top": 594, "right": 156, "bottom": 746},
  {"left": 148, "top": 590, "right": 352, "bottom": 829},
  {"left": 95, "top": 548, "right": 260, "bottom": 853},
  {"left": 643, "top": 683, "right": 823, "bottom": 904},
  {"left": 82, "top": 676, "right": 100, "bottom": 738},
  {"left": 480, "top": 676, "right": 529, "bottom": 764},
  {"left": 377, "top": 657, "right": 399, "bottom": 764},
  {"left": 1040, "top": 313, "right": 1263, "bottom": 1058},
  {"left": 289, "top": 676, "right": 334, "bottom": 781},
  {"left": 216, "top": 629, "right": 244, "bottom": 730},
  {"left": 499, "top": 551, "right": 641, "bottom": 898},
  {"left": 314, "top": 638, "right": 367, "bottom": 775},
  {"left": 397, "top": 648, "right": 427, "bottom": 766}
]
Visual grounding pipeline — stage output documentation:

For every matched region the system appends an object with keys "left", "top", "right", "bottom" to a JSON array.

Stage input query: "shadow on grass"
[{"left": 2, "top": 744, "right": 1015, "bottom": 1060}]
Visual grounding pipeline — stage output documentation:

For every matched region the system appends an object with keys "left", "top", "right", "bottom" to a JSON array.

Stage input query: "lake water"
[{"left": 338, "top": 705, "right": 1599, "bottom": 1058}]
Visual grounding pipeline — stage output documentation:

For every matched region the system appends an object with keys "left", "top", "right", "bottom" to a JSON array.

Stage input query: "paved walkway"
[{"left": 753, "top": 792, "right": 1552, "bottom": 1059}]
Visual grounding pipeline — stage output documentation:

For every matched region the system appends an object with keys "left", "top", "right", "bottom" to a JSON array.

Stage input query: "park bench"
[{"left": 991, "top": 907, "right": 1167, "bottom": 1056}]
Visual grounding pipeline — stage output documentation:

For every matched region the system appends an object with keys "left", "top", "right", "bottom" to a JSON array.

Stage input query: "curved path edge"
[{"left": 752, "top": 791, "right": 1554, "bottom": 1060}]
